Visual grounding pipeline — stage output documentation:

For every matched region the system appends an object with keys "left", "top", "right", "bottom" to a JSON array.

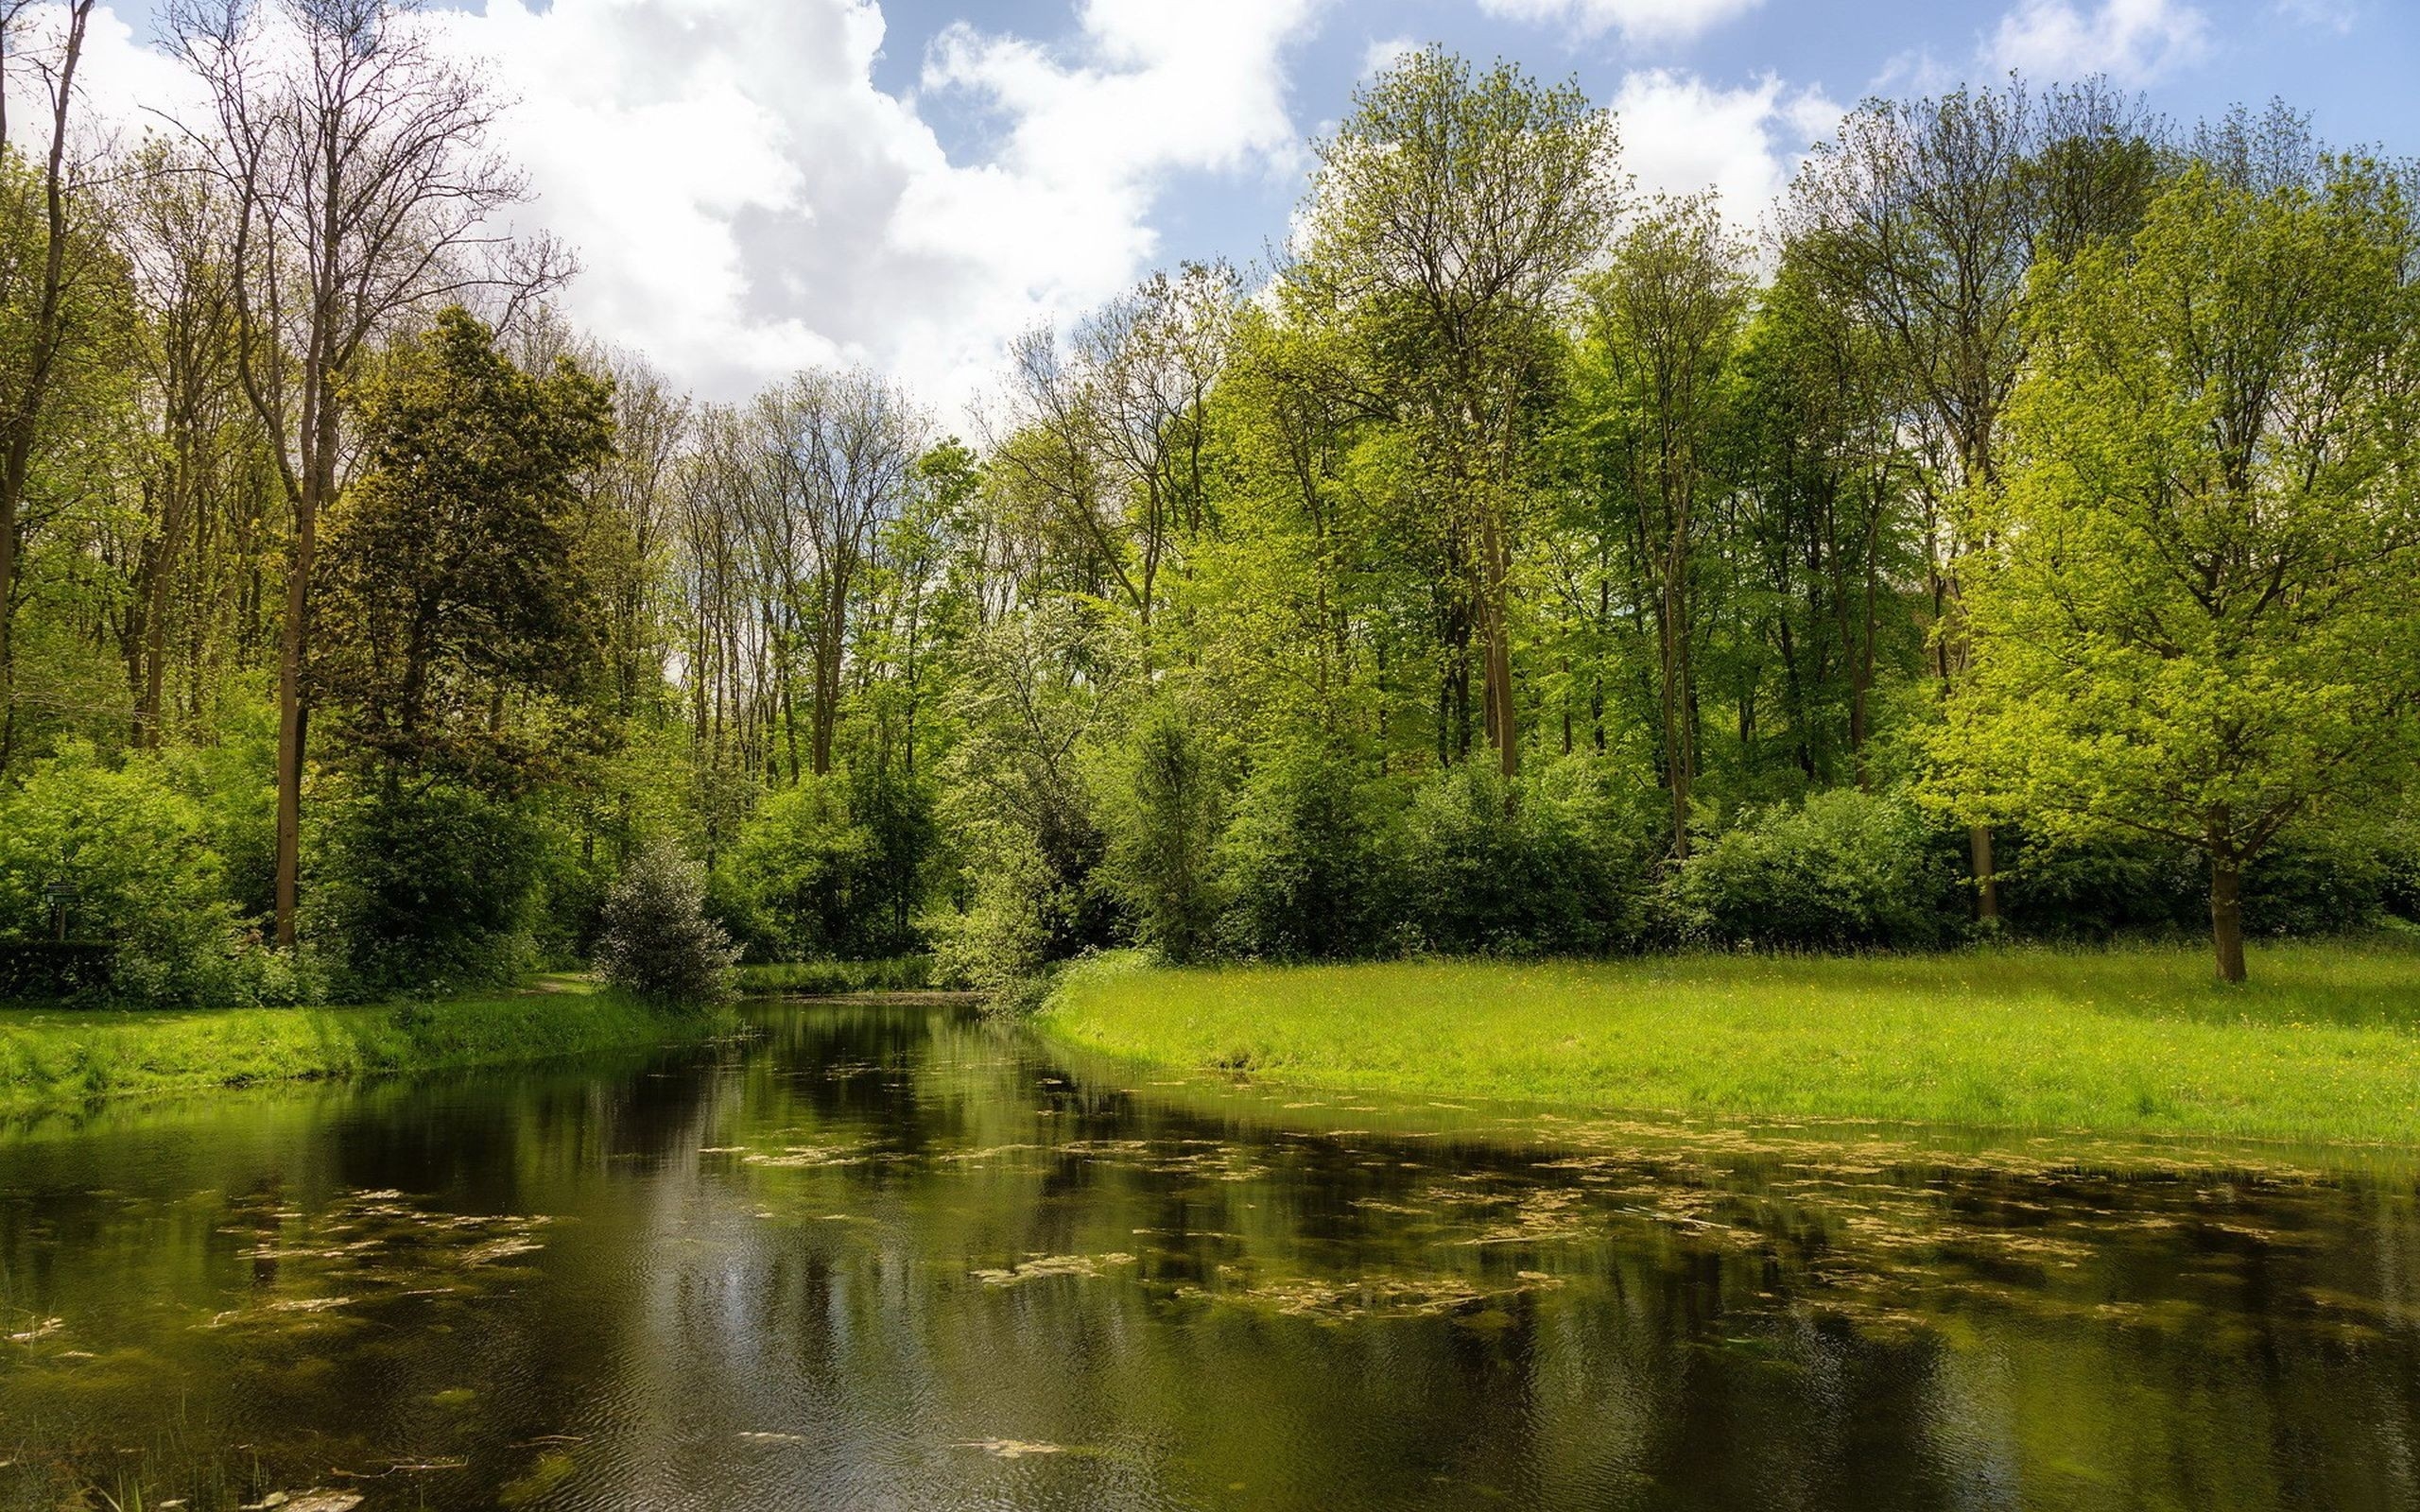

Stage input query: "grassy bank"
[
  {"left": 735, "top": 954, "right": 936, "bottom": 995},
  {"left": 0, "top": 977, "right": 729, "bottom": 1113},
  {"left": 1040, "top": 939, "right": 2420, "bottom": 1145}
]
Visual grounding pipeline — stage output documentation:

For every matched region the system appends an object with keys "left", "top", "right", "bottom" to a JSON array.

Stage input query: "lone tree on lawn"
[{"left": 1928, "top": 159, "right": 2420, "bottom": 983}]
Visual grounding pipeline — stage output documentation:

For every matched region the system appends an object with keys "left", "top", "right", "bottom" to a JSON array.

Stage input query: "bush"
[
  {"left": 310, "top": 781, "right": 548, "bottom": 995},
  {"left": 1098, "top": 702, "right": 1226, "bottom": 962},
  {"left": 0, "top": 746, "right": 251, "bottom": 1004},
  {"left": 1998, "top": 817, "right": 2413, "bottom": 942},
  {"left": 1673, "top": 789, "right": 1961, "bottom": 951},
  {"left": 932, "top": 833, "right": 1075, "bottom": 1001},
  {"left": 1398, "top": 757, "right": 1663, "bottom": 956},
  {"left": 1996, "top": 832, "right": 2205, "bottom": 941},
  {"left": 594, "top": 843, "right": 737, "bottom": 1006},
  {"left": 1216, "top": 744, "right": 1398, "bottom": 959},
  {"left": 720, "top": 775, "right": 879, "bottom": 961}
]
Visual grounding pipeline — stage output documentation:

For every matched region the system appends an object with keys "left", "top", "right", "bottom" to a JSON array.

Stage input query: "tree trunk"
[
  {"left": 271, "top": 472, "right": 318, "bottom": 947},
  {"left": 0, "top": 2, "right": 94, "bottom": 770},
  {"left": 1970, "top": 825, "right": 1998, "bottom": 924},
  {"left": 2210, "top": 852, "right": 2246, "bottom": 984},
  {"left": 1480, "top": 508, "right": 1516, "bottom": 781}
]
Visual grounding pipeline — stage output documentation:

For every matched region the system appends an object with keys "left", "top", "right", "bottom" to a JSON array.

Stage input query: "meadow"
[
  {"left": 0, "top": 978, "right": 727, "bottom": 1113},
  {"left": 1041, "top": 938, "right": 2420, "bottom": 1145}
]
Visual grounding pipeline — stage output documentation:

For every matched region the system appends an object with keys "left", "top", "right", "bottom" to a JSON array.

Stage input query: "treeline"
[{"left": 1, "top": 2, "right": 2413, "bottom": 1003}]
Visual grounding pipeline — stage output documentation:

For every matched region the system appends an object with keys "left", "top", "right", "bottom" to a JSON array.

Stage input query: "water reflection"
[{"left": 0, "top": 1001, "right": 2414, "bottom": 1510}]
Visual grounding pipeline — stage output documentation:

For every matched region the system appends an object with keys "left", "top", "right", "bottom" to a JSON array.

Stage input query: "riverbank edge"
[
  {"left": 0, "top": 982, "right": 735, "bottom": 1115},
  {"left": 1033, "top": 940, "right": 2420, "bottom": 1149}
]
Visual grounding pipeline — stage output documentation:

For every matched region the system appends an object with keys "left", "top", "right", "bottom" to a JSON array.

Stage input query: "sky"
[{"left": 18, "top": 0, "right": 2419, "bottom": 411}]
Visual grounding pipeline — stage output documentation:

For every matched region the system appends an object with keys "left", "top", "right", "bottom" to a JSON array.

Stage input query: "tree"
[
  {"left": 751, "top": 368, "right": 925, "bottom": 778},
  {"left": 0, "top": 0, "right": 97, "bottom": 765},
  {"left": 1782, "top": 79, "right": 2160, "bottom": 919},
  {"left": 1298, "top": 45, "right": 1622, "bottom": 780},
  {"left": 171, "top": 0, "right": 560, "bottom": 944},
  {"left": 1576, "top": 197, "right": 1751, "bottom": 857},
  {"left": 1929, "top": 163, "right": 2420, "bottom": 982},
  {"left": 312, "top": 307, "right": 614, "bottom": 787}
]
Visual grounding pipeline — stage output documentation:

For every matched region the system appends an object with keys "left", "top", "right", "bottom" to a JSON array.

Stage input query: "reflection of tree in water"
[{"left": 3, "top": 1005, "right": 2419, "bottom": 1509}]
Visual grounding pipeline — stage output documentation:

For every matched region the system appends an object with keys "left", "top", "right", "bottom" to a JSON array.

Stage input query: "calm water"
[{"left": 2, "top": 999, "right": 2417, "bottom": 1511}]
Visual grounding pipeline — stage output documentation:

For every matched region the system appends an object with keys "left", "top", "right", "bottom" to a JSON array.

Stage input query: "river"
[{"left": 2, "top": 998, "right": 2415, "bottom": 1510}]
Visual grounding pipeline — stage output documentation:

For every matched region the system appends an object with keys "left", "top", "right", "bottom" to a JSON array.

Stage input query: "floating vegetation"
[
  {"left": 958, "top": 1439, "right": 1063, "bottom": 1459},
  {"left": 238, "top": 1490, "right": 361, "bottom": 1511},
  {"left": 972, "top": 1253, "right": 1139, "bottom": 1286}
]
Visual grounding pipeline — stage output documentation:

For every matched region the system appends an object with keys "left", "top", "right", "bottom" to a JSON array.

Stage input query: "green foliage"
[
  {"left": 720, "top": 775, "right": 877, "bottom": 961},
  {"left": 310, "top": 781, "right": 548, "bottom": 995},
  {"left": 593, "top": 843, "right": 736, "bottom": 1006},
  {"left": 1673, "top": 790, "right": 1961, "bottom": 951},
  {"left": 1216, "top": 744, "right": 1395, "bottom": 960},
  {"left": 1400, "top": 758, "right": 1662, "bottom": 956},
  {"left": 0, "top": 746, "right": 251, "bottom": 1004},
  {"left": 932, "top": 832, "right": 1083, "bottom": 1001},
  {"left": 1927, "top": 160, "right": 2420, "bottom": 976},
  {"left": 1098, "top": 702, "right": 1226, "bottom": 963},
  {"left": 315, "top": 307, "right": 617, "bottom": 788}
]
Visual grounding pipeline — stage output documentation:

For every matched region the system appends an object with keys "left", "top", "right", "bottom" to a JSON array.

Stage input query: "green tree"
[
  {"left": 1928, "top": 163, "right": 2420, "bottom": 982},
  {"left": 314, "top": 307, "right": 614, "bottom": 788},
  {"left": 1573, "top": 197, "right": 1752, "bottom": 858},
  {"left": 1298, "top": 45, "right": 1621, "bottom": 780}
]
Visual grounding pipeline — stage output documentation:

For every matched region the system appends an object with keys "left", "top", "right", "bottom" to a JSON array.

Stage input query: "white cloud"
[
  {"left": 1478, "top": 0, "right": 1764, "bottom": 45},
  {"left": 1611, "top": 68, "right": 1841, "bottom": 228},
  {"left": 32, "top": 0, "right": 1320, "bottom": 411},
  {"left": 1988, "top": 0, "right": 2212, "bottom": 84},
  {"left": 2272, "top": 0, "right": 2359, "bottom": 31},
  {"left": 1361, "top": 35, "right": 1420, "bottom": 78}
]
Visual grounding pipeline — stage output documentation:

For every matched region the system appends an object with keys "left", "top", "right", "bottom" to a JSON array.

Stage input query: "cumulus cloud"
[
  {"left": 1988, "top": 0, "right": 2212, "bottom": 84},
  {"left": 1611, "top": 68, "right": 1841, "bottom": 227},
  {"left": 25, "top": 0, "right": 1320, "bottom": 410},
  {"left": 1478, "top": 0, "right": 1764, "bottom": 44}
]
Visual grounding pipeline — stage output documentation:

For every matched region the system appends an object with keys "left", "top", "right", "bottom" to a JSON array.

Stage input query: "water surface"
[{"left": 2, "top": 999, "right": 2415, "bottom": 1510}]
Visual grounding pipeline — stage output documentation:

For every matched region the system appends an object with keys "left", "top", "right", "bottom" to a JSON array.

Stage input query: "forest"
[{"left": 2, "top": 0, "right": 2416, "bottom": 1014}]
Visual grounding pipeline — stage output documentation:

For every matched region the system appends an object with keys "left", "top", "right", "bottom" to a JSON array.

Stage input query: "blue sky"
[{"left": 55, "top": 0, "right": 2420, "bottom": 405}]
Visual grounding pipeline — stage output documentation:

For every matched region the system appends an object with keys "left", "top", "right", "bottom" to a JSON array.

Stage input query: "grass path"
[
  {"left": 0, "top": 977, "right": 727, "bottom": 1114},
  {"left": 1039, "top": 939, "right": 2420, "bottom": 1146}
]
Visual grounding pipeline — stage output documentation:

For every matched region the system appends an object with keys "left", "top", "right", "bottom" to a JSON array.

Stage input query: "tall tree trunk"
[
  {"left": 272, "top": 466, "right": 320, "bottom": 947},
  {"left": 2209, "top": 851, "right": 2246, "bottom": 985},
  {"left": 0, "top": 1, "right": 93, "bottom": 769},
  {"left": 1480, "top": 507, "right": 1516, "bottom": 781},
  {"left": 1969, "top": 826, "right": 1998, "bottom": 924}
]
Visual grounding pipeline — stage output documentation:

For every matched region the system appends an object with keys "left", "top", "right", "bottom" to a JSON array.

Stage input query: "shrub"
[
  {"left": 721, "top": 775, "right": 878, "bottom": 960},
  {"left": 1996, "top": 833, "right": 2205, "bottom": 941},
  {"left": 1098, "top": 702, "right": 1226, "bottom": 962},
  {"left": 1673, "top": 789, "right": 1961, "bottom": 951},
  {"left": 931, "top": 833, "right": 1073, "bottom": 1003},
  {"left": 310, "top": 781, "right": 548, "bottom": 994},
  {"left": 0, "top": 746, "right": 249, "bottom": 1005},
  {"left": 1399, "top": 757, "right": 1663, "bottom": 956},
  {"left": 1217, "top": 743, "right": 1398, "bottom": 959},
  {"left": 594, "top": 843, "right": 737, "bottom": 1006}
]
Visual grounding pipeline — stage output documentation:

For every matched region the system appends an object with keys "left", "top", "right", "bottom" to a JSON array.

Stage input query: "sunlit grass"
[
  {"left": 1041, "top": 937, "right": 2420, "bottom": 1145},
  {"left": 734, "top": 954, "right": 937, "bottom": 995},
  {"left": 0, "top": 976, "right": 727, "bottom": 1112}
]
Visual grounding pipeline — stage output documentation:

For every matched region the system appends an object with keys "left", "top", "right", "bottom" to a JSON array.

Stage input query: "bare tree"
[
  {"left": 754, "top": 369, "right": 925, "bottom": 778},
  {"left": 0, "top": 0, "right": 95, "bottom": 765},
  {"left": 169, "top": 0, "right": 562, "bottom": 944}
]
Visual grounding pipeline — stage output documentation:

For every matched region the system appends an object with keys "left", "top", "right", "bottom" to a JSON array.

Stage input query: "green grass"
[
  {"left": 0, "top": 976, "right": 730, "bottom": 1114},
  {"left": 735, "top": 954, "right": 938, "bottom": 995},
  {"left": 1039, "top": 938, "right": 2420, "bottom": 1146}
]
